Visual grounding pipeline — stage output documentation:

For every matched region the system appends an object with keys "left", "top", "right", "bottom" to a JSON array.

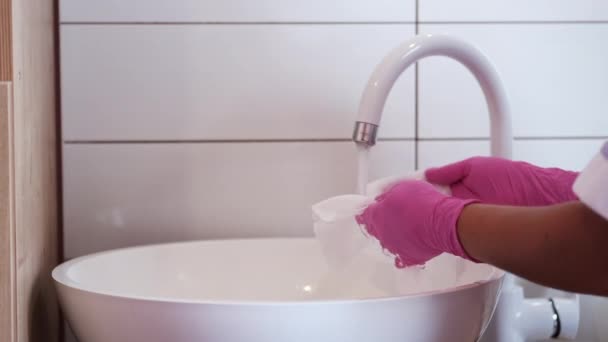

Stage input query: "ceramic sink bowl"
[{"left": 53, "top": 238, "right": 503, "bottom": 342}]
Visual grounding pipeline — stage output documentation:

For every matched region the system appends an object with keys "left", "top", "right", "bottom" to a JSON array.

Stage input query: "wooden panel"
[
  {"left": 0, "top": 0, "right": 11, "bottom": 81},
  {"left": 60, "top": 0, "right": 415, "bottom": 23},
  {"left": 11, "top": 0, "right": 60, "bottom": 340},
  {"left": 420, "top": 0, "right": 608, "bottom": 22},
  {"left": 0, "top": 82, "right": 15, "bottom": 342},
  {"left": 61, "top": 24, "right": 416, "bottom": 141},
  {"left": 63, "top": 141, "right": 415, "bottom": 259}
]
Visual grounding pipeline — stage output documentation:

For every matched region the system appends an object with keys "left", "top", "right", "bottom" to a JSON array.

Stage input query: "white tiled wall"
[
  {"left": 419, "top": 24, "right": 608, "bottom": 138},
  {"left": 61, "top": 24, "right": 416, "bottom": 141},
  {"left": 60, "top": 0, "right": 415, "bottom": 23},
  {"left": 419, "top": 0, "right": 608, "bottom": 22},
  {"left": 418, "top": 140, "right": 604, "bottom": 171},
  {"left": 63, "top": 141, "right": 414, "bottom": 258},
  {"left": 60, "top": 1, "right": 608, "bottom": 341}
]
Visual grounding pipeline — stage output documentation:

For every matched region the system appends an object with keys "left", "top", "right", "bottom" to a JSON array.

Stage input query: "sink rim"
[{"left": 53, "top": 237, "right": 505, "bottom": 306}]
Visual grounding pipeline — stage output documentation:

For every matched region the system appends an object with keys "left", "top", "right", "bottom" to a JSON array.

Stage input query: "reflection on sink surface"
[{"left": 53, "top": 238, "right": 504, "bottom": 342}]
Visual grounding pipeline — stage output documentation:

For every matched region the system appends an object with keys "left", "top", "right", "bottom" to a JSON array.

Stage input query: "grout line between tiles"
[
  {"left": 514, "top": 136, "right": 608, "bottom": 141},
  {"left": 418, "top": 20, "right": 608, "bottom": 25},
  {"left": 418, "top": 137, "right": 490, "bottom": 142},
  {"left": 60, "top": 21, "right": 416, "bottom": 25},
  {"left": 62, "top": 136, "right": 608, "bottom": 145},
  {"left": 63, "top": 138, "right": 416, "bottom": 144},
  {"left": 59, "top": 20, "right": 608, "bottom": 26},
  {"left": 418, "top": 136, "right": 608, "bottom": 141}
]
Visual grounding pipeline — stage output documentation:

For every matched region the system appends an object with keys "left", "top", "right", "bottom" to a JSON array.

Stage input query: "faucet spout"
[{"left": 353, "top": 34, "right": 512, "bottom": 158}]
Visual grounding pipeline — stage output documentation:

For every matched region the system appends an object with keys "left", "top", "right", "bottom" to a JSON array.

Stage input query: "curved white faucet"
[
  {"left": 353, "top": 33, "right": 512, "bottom": 158},
  {"left": 352, "top": 33, "right": 579, "bottom": 341}
]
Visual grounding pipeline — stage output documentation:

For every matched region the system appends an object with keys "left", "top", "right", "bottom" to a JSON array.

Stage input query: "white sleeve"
[{"left": 573, "top": 141, "right": 608, "bottom": 220}]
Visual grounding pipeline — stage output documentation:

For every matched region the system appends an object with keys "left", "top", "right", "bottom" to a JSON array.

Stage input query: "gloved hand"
[
  {"left": 356, "top": 180, "right": 478, "bottom": 267},
  {"left": 425, "top": 157, "right": 579, "bottom": 206}
]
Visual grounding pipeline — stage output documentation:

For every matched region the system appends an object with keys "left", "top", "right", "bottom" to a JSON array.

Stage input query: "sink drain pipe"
[{"left": 480, "top": 281, "right": 579, "bottom": 342}]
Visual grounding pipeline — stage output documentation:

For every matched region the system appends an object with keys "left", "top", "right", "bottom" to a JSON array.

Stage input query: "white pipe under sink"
[{"left": 351, "top": 33, "right": 580, "bottom": 341}]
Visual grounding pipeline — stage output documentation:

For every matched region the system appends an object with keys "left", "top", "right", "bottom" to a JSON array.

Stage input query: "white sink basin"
[{"left": 53, "top": 238, "right": 504, "bottom": 342}]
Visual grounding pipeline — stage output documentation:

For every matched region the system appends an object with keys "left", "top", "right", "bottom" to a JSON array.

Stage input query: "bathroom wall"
[{"left": 60, "top": 1, "right": 608, "bottom": 341}]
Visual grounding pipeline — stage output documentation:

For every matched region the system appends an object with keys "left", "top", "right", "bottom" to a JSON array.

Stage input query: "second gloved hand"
[
  {"left": 356, "top": 180, "right": 478, "bottom": 267},
  {"left": 425, "top": 157, "right": 579, "bottom": 206}
]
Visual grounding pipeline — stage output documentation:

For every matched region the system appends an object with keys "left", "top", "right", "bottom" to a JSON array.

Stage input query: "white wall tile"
[
  {"left": 420, "top": 1, "right": 608, "bottom": 22},
  {"left": 418, "top": 140, "right": 489, "bottom": 169},
  {"left": 63, "top": 141, "right": 414, "bottom": 259},
  {"left": 577, "top": 295, "right": 608, "bottom": 341},
  {"left": 418, "top": 139, "right": 603, "bottom": 171},
  {"left": 514, "top": 140, "right": 604, "bottom": 170},
  {"left": 60, "top": 0, "right": 415, "bottom": 23},
  {"left": 418, "top": 24, "right": 608, "bottom": 138},
  {"left": 61, "top": 25, "right": 416, "bottom": 141}
]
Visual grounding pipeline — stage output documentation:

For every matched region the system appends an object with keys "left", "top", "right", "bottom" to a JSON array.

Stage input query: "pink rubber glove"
[
  {"left": 425, "top": 157, "right": 579, "bottom": 206},
  {"left": 356, "top": 180, "right": 478, "bottom": 267}
]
